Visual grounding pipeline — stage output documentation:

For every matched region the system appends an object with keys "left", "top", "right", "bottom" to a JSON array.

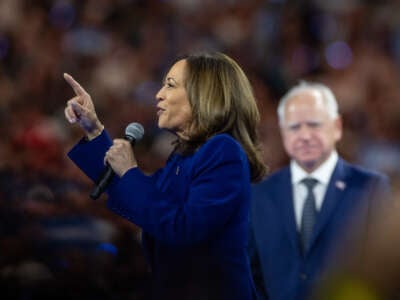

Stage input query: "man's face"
[{"left": 280, "top": 90, "right": 342, "bottom": 172}]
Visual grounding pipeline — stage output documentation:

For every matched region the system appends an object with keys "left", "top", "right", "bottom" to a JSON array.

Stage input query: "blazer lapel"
[
  {"left": 308, "top": 159, "right": 347, "bottom": 252},
  {"left": 277, "top": 168, "right": 301, "bottom": 254}
]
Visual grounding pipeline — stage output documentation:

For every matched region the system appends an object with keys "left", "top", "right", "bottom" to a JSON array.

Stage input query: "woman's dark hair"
[{"left": 171, "top": 52, "right": 267, "bottom": 182}]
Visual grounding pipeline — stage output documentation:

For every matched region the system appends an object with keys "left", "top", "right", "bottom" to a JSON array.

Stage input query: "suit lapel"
[
  {"left": 277, "top": 168, "right": 301, "bottom": 254},
  {"left": 308, "top": 159, "right": 348, "bottom": 252}
]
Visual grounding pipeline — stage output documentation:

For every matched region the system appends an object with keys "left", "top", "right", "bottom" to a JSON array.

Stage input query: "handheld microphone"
[{"left": 90, "top": 122, "right": 144, "bottom": 200}]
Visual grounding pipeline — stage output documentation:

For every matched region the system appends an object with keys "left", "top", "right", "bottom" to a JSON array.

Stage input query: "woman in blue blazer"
[{"left": 63, "top": 52, "right": 267, "bottom": 300}]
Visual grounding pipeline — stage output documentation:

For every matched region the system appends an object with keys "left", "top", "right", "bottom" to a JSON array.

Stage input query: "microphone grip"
[
  {"left": 90, "top": 164, "right": 115, "bottom": 200},
  {"left": 89, "top": 122, "right": 143, "bottom": 200}
]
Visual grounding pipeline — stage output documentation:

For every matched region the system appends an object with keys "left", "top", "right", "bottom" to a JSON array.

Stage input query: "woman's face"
[{"left": 156, "top": 59, "right": 192, "bottom": 139}]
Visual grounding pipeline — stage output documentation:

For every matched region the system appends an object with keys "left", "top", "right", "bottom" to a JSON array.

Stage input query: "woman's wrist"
[{"left": 86, "top": 122, "right": 104, "bottom": 140}]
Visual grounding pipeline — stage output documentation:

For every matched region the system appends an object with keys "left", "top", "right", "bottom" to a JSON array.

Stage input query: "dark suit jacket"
[{"left": 249, "top": 158, "right": 390, "bottom": 300}]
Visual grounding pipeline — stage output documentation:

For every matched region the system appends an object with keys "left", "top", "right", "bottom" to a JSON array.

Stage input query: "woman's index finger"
[{"left": 63, "top": 73, "right": 87, "bottom": 96}]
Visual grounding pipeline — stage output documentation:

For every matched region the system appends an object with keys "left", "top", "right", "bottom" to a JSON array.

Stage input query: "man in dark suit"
[{"left": 250, "top": 81, "right": 390, "bottom": 300}]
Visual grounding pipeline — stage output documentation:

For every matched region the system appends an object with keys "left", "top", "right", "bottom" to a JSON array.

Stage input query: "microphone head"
[{"left": 125, "top": 122, "right": 144, "bottom": 142}]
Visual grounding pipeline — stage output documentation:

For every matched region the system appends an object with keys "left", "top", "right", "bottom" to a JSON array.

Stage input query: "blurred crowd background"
[{"left": 1, "top": 0, "right": 400, "bottom": 299}]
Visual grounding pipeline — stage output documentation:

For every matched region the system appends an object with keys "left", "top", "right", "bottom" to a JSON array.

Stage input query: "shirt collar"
[{"left": 291, "top": 151, "right": 339, "bottom": 185}]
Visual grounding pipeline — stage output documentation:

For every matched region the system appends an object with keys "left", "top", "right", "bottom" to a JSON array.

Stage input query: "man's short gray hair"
[{"left": 277, "top": 81, "right": 339, "bottom": 126}]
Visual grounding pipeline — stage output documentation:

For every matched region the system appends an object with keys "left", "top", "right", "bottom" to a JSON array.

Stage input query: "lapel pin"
[{"left": 335, "top": 180, "right": 346, "bottom": 190}]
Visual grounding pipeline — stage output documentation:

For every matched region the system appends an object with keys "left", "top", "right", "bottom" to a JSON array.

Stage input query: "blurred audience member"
[{"left": 314, "top": 198, "right": 400, "bottom": 300}]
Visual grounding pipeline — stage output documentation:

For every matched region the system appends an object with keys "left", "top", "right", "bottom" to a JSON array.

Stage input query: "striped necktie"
[{"left": 300, "top": 178, "right": 318, "bottom": 254}]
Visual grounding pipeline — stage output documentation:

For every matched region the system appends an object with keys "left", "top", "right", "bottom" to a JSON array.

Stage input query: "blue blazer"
[
  {"left": 250, "top": 158, "right": 390, "bottom": 300},
  {"left": 68, "top": 131, "right": 256, "bottom": 300}
]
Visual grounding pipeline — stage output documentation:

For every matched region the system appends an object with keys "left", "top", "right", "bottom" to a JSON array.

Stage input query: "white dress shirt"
[{"left": 291, "top": 151, "right": 339, "bottom": 231}]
